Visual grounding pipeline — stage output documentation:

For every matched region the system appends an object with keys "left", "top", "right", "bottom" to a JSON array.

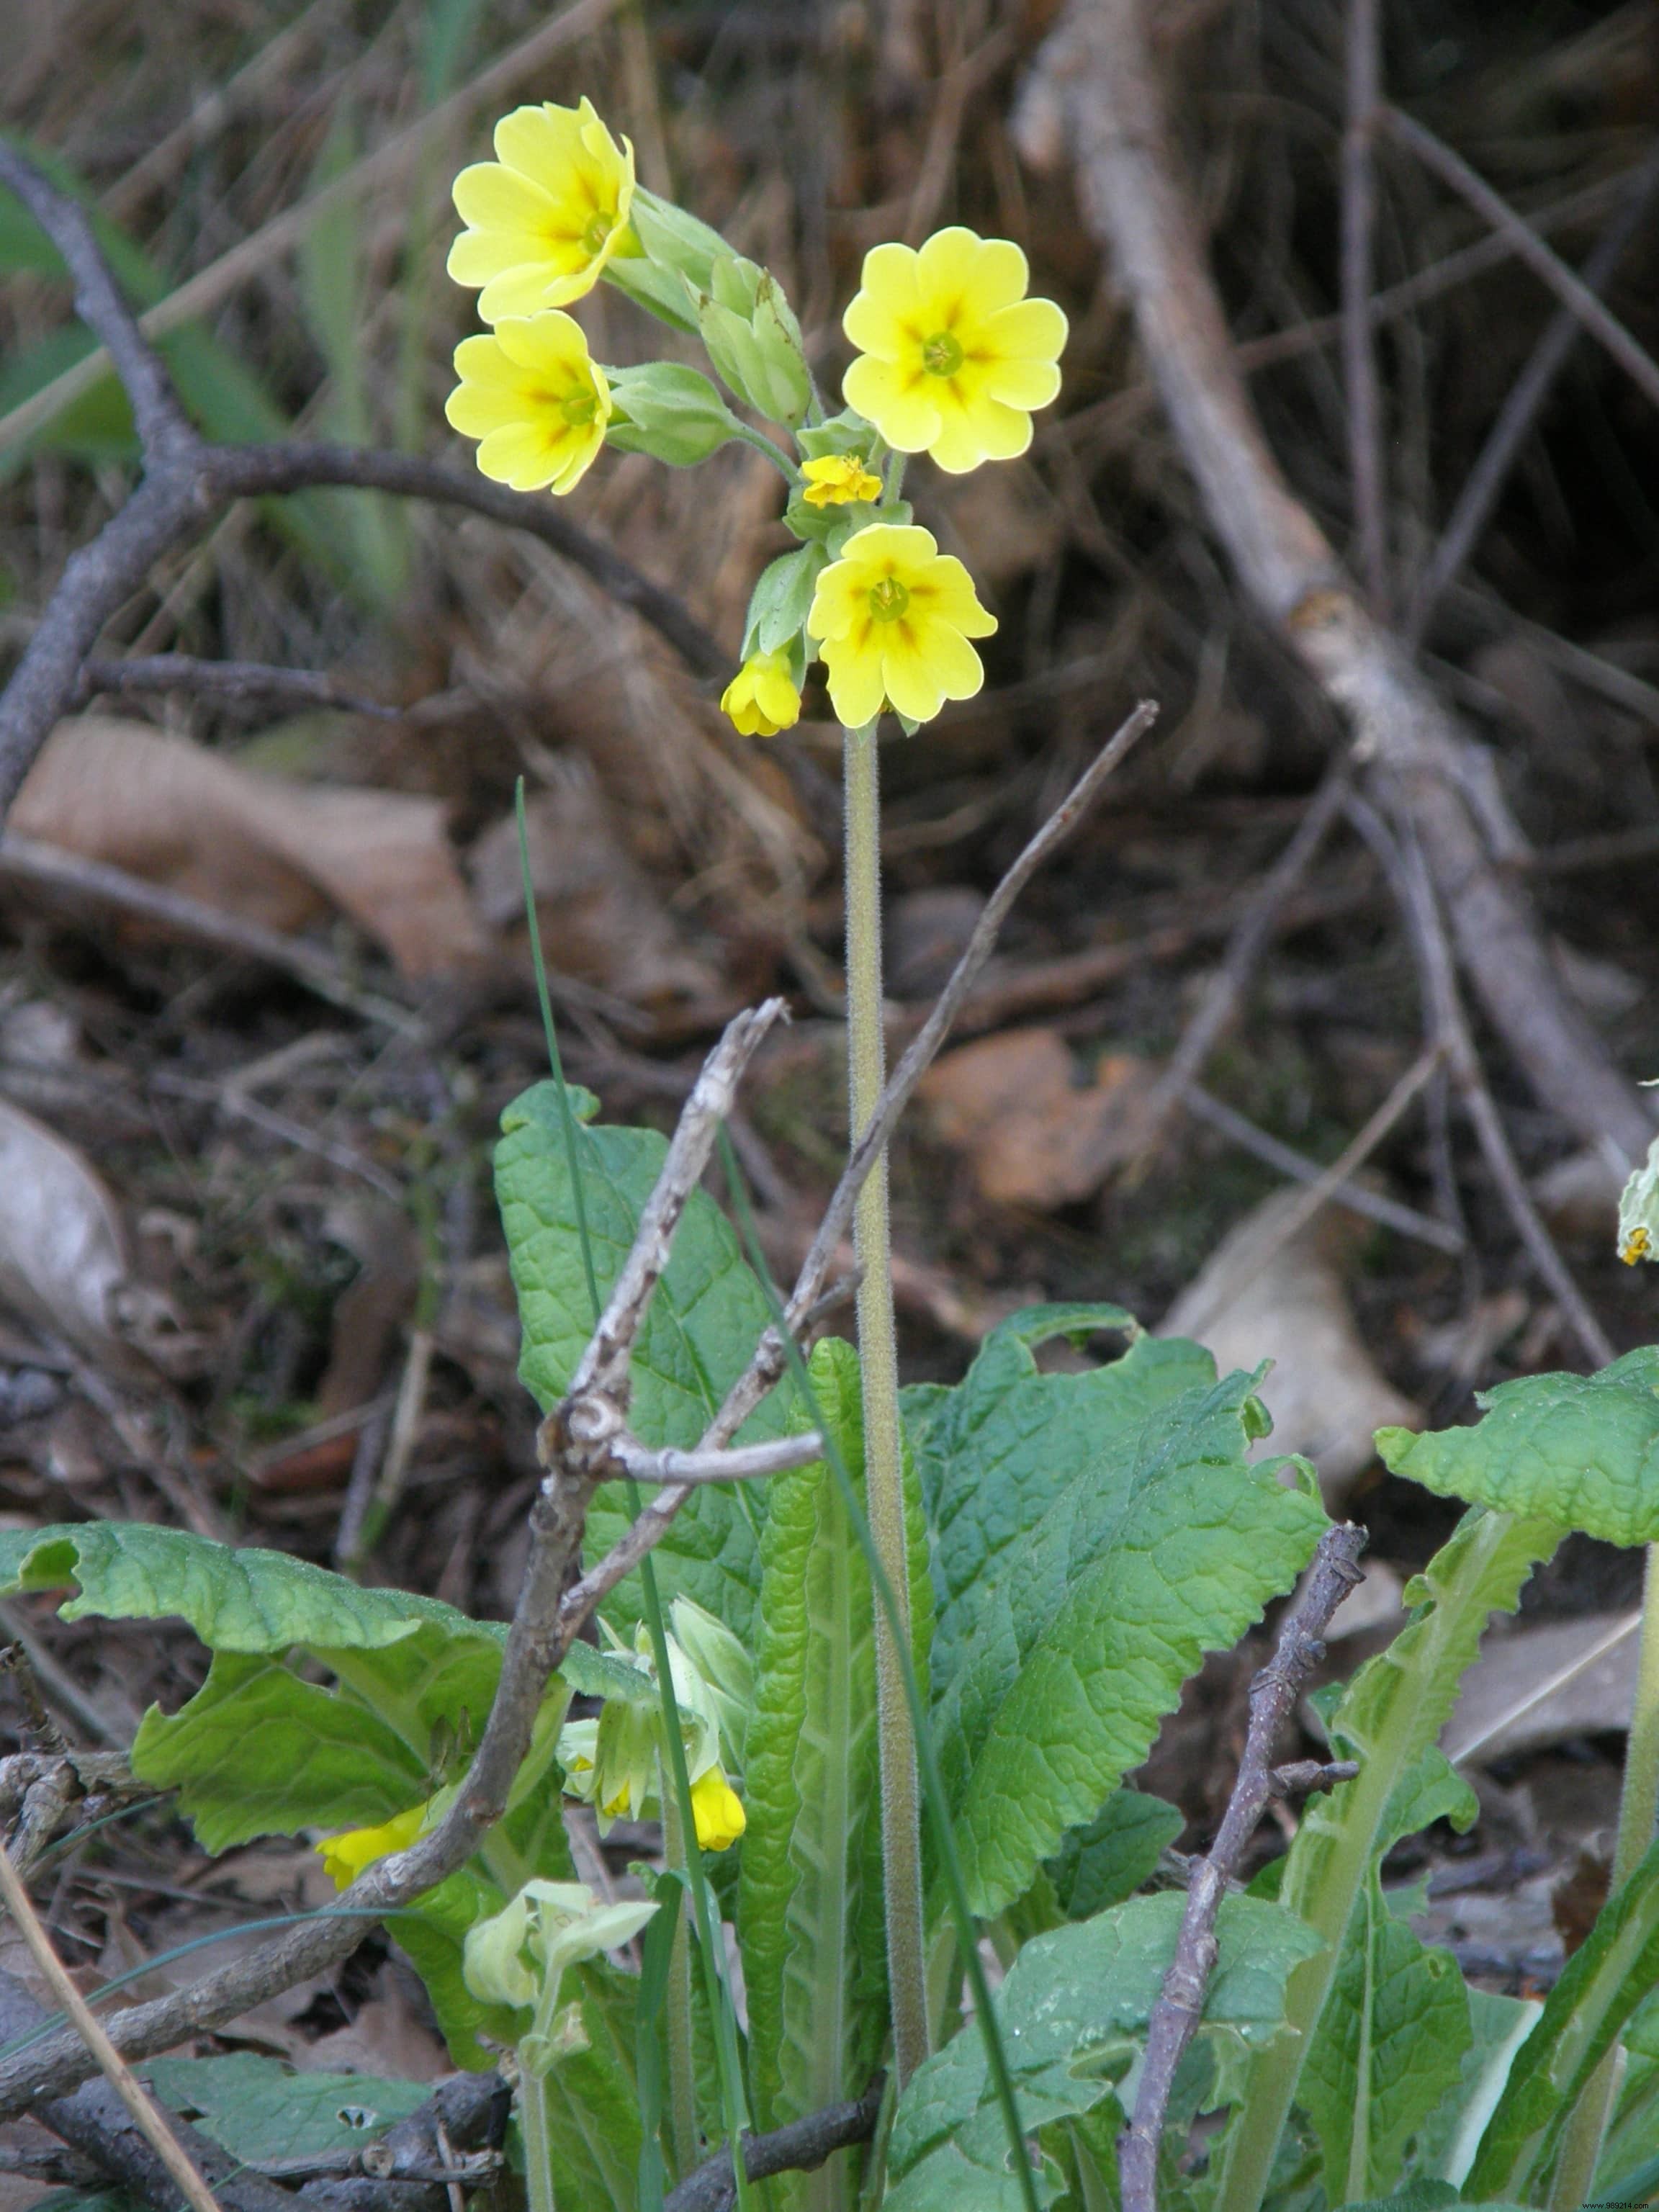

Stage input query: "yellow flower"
[
  {"left": 448, "top": 98, "right": 636, "bottom": 320},
  {"left": 801, "top": 454, "right": 884, "bottom": 508},
  {"left": 721, "top": 650, "right": 801, "bottom": 737},
  {"left": 808, "top": 522, "right": 995, "bottom": 728},
  {"left": 317, "top": 1802, "right": 428, "bottom": 1890},
  {"left": 841, "top": 227, "right": 1066, "bottom": 475},
  {"left": 690, "top": 1767, "right": 746, "bottom": 1851},
  {"left": 445, "top": 313, "right": 611, "bottom": 495}
]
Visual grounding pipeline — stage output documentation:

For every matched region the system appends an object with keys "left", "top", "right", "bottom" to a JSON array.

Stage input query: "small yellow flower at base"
[
  {"left": 808, "top": 523, "right": 995, "bottom": 729},
  {"left": 842, "top": 226, "right": 1066, "bottom": 475},
  {"left": 318, "top": 1802, "right": 428, "bottom": 1891},
  {"left": 690, "top": 1767, "right": 746, "bottom": 1851},
  {"left": 445, "top": 313, "right": 610, "bottom": 495},
  {"left": 721, "top": 649, "right": 801, "bottom": 737},
  {"left": 448, "top": 98, "right": 636, "bottom": 320},
  {"left": 801, "top": 454, "right": 884, "bottom": 508}
]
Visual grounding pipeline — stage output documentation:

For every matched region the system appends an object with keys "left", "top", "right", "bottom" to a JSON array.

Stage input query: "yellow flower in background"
[
  {"left": 808, "top": 522, "right": 995, "bottom": 728},
  {"left": 689, "top": 1768, "right": 746, "bottom": 1851},
  {"left": 842, "top": 227, "right": 1066, "bottom": 475},
  {"left": 448, "top": 98, "right": 636, "bottom": 320},
  {"left": 721, "top": 649, "right": 801, "bottom": 737},
  {"left": 318, "top": 1801, "right": 428, "bottom": 1890},
  {"left": 801, "top": 454, "right": 883, "bottom": 508},
  {"left": 445, "top": 313, "right": 611, "bottom": 495}
]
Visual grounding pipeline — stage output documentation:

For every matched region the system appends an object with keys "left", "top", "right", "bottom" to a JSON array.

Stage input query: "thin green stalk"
[
  {"left": 660, "top": 1766, "right": 700, "bottom": 2178},
  {"left": 733, "top": 420, "right": 799, "bottom": 482},
  {"left": 516, "top": 786, "right": 757, "bottom": 2209},
  {"left": 716, "top": 1127, "right": 1043, "bottom": 2212},
  {"left": 842, "top": 720, "right": 929, "bottom": 2090},
  {"left": 1548, "top": 1539, "right": 1659, "bottom": 2211},
  {"left": 519, "top": 2065, "right": 559, "bottom": 2212}
]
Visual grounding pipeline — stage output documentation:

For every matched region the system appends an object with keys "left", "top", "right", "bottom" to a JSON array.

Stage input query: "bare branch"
[
  {"left": 1016, "top": 0, "right": 1653, "bottom": 1167},
  {"left": 1119, "top": 1524, "right": 1368, "bottom": 2212},
  {"left": 0, "top": 832, "right": 419, "bottom": 1033},
  {"left": 1384, "top": 109, "right": 1659, "bottom": 416},
  {"left": 1406, "top": 143, "right": 1659, "bottom": 642},
  {"left": 210, "top": 445, "right": 727, "bottom": 680},
  {"left": 75, "top": 656, "right": 400, "bottom": 719},
  {"left": 610, "top": 1430, "right": 827, "bottom": 1485},
  {"left": 1345, "top": 791, "right": 1617, "bottom": 1370},
  {"left": 1340, "top": 0, "right": 1388, "bottom": 618},
  {"left": 0, "top": 147, "right": 192, "bottom": 463},
  {"left": 665, "top": 2080, "right": 886, "bottom": 2212}
]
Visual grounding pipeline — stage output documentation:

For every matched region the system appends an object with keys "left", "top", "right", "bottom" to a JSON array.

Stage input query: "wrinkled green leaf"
[
  {"left": 132, "top": 1653, "right": 428, "bottom": 1854},
  {"left": 886, "top": 1892, "right": 1323, "bottom": 2212},
  {"left": 540, "top": 1957, "right": 647, "bottom": 2212},
  {"left": 1212, "top": 1509, "right": 1557, "bottom": 2212},
  {"left": 737, "top": 1338, "right": 928, "bottom": 2187},
  {"left": 1046, "top": 1790, "right": 1183, "bottom": 1923},
  {"left": 913, "top": 1309, "right": 1326, "bottom": 1917},
  {"left": 1469, "top": 1835, "right": 1659, "bottom": 2204},
  {"left": 1377, "top": 1350, "right": 1659, "bottom": 1546},
  {"left": 145, "top": 2054, "right": 428, "bottom": 2163},
  {"left": 495, "top": 1081, "right": 797, "bottom": 1640},
  {"left": 1300, "top": 1876, "right": 1471, "bottom": 2204},
  {"left": 1418, "top": 1987, "right": 1540, "bottom": 2193}
]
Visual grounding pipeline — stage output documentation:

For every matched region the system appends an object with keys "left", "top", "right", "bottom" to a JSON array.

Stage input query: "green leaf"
[
  {"left": 1300, "top": 1876, "right": 1472, "bottom": 2204},
  {"left": 540, "top": 1957, "right": 647, "bottom": 2212},
  {"left": 1377, "top": 1349, "right": 1659, "bottom": 1546},
  {"left": 1211, "top": 1509, "right": 1557, "bottom": 2212},
  {"left": 886, "top": 1892, "right": 1323, "bottom": 2212},
  {"left": 495, "top": 1080, "right": 797, "bottom": 1640},
  {"left": 1468, "top": 1835, "right": 1659, "bottom": 2203},
  {"left": 739, "top": 1339, "right": 882, "bottom": 2154},
  {"left": 1417, "top": 1987, "right": 1540, "bottom": 2193},
  {"left": 0, "top": 1521, "right": 499, "bottom": 1660},
  {"left": 1046, "top": 1790, "right": 1184, "bottom": 1922},
  {"left": 132, "top": 1653, "right": 428, "bottom": 1853},
  {"left": 145, "top": 2054, "right": 428, "bottom": 2163},
  {"left": 905, "top": 1303, "right": 1174, "bottom": 1684},
  {"left": 914, "top": 1310, "right": 1326, "bottom": 1917}
]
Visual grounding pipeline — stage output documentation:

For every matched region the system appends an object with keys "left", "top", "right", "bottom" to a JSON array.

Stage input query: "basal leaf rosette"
[
  {"left": 842, "top": 225, "right": 1067, "bottom": 475},
  {"left": 807, "top": 522, "right": 995, "bottom": 729},
  {"left": 448, "top": 97, "right": 635, "bottom": 319},
  {"left": 1377, "top": 1346, "right": 1659, "bottom": 1545},
  {"left": 444, "top": 313, "right": 610, "bottom": 495}
]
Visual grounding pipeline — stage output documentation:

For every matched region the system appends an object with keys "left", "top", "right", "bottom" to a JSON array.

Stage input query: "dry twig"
[
  {"left": 1118, "top": 1524, "right": 1368, "bottom": 2212},
  {"left": 1340, "top": 0, "right": 1388, "bottom": 618}
]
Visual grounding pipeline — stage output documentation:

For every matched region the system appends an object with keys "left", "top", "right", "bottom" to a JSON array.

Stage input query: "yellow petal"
[
  {"left": 979, "top": 356, "right": 1062, "bottom": 410},
  {"left": 752, "top": 662, "right": 801, "bottom": 729},
  {"left": 842, "top": 354, "right": 940, "bottom": 454},
  {"left": 493, "top": 101, "right": 588, "bottom": 185},
  {"left": 493, "top": 309, "right": 586, "bottom": 374},
  {"left": 911, "top": 554, "right": 997, "bottom": 637},
  {"left": 820, "top": 632, "right": 886, "bottom": 729},
  {"left": 878, "top": 626, "right": 945, "bottom": 724},
  {"left": 476, "top": 262, "right": 572, "bottom": 320},
  {"left": 689, "top": 1768, "right": 746, "bottom": 1852},
  {"left": 927, "top": 387, "right": 1032, "bottom": 474},
  {"left": 451, "top": 161, "right": 559, "bottom": 236},
  {"left": 844, "top": 521, "right": 940, "bottom": 572},
  {"left": 475, "top": 421, "right": 569, "bottom": 492},
  {"left": 979, "top": 295, "right": 1069, "bottom": 364}
]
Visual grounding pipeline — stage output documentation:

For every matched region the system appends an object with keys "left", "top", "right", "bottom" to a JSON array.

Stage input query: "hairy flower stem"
[
  {"left": 520, "top": 2067, "right": 559, "bottom": 2212},
  {"left": 1548, "top": 1539, "right": 1659, "bottom": 2211},
  {"left": 661, "top": 1781, "right": 700, "bottom": 2180},
  {"left": 842, "top": 721, "right": 928, "bottom": 2088}
]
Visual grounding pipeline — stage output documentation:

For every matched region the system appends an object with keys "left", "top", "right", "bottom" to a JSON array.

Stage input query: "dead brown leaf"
[
  {"left": 14, "top": 718, "right": 487, "bottom": 980},
  {"left": 918, "top": 1026, "right": 1155, "bottom": 1208},
  {"left": 0, "top": 1100, "right": 143, "bottom": 1375},
  {"left": 1159, "top": 1187, "right": 1424, "bottom": 1509},
  {"left": 469, "top": 758, "right": 721, "bottom": 1010}
]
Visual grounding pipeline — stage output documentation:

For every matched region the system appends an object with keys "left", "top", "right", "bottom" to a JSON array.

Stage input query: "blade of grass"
[{"left": 714, "top": 1125, "right": 1043, "bottom": 2212}]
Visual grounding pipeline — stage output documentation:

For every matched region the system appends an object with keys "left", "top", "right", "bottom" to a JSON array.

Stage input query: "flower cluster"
[
  {"left": 557, "top": 1595, "right": 750, "bottom": 1853},
  {"left": 444, "top": 98, "right": 1066, "bottom": 733}
]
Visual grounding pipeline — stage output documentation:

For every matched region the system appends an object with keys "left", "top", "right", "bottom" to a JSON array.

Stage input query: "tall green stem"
[
  {"left": 520, "top": 2067, "right": 559, "bottom": 2212},
  {"left": 1548, "top": 1540, "right": 1659, "bottom": 2210},
  {"left": 661, "top": 1780, "right": 699, "bottom": 2179},
  {"left": 842, "top": 720, "right": 928, "bottom": 2087}
]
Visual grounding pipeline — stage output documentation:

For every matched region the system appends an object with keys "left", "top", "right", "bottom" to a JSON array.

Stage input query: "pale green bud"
[
  {"left": 605, "top": 363, "right": 741, "bottom": 467},
  {"left": 670, "top": 1596, "right": 755, "bottom": 1757},
  {"left": 463, "top": 1880, "right": 657, "bottom": 2022},
  {"left": 696, "top": 261, "right": 811, "bottom": 425}
]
